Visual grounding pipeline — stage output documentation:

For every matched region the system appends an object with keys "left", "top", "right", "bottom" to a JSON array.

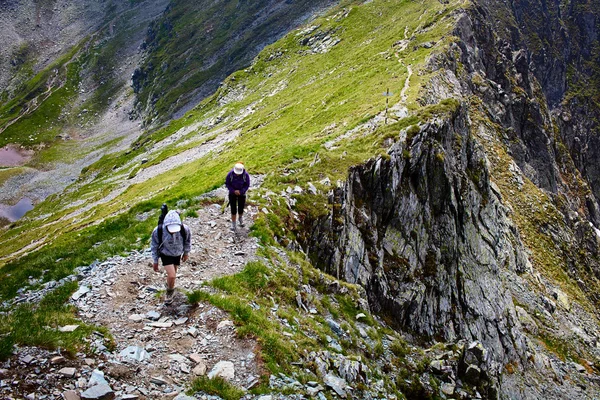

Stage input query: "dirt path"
[{"left": 1, "top": 203, "right": 264, "bottom": 399}]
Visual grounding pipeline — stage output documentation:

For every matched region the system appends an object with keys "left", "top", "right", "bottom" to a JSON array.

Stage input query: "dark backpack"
[
  {"left": 157, "top": 204, "right": 187, "bottom": 245},
  {"left": 227, "top": 170, "right": 247, "bottom": 185}
]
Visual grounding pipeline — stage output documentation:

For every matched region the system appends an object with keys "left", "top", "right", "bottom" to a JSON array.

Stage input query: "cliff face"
[{"left": 301, "top": 0, "right": 600, "bottom": 397}]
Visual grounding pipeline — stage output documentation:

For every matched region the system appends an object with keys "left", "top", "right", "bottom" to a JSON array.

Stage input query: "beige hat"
[{"left": 233, "top": 162, "right": 244, "bottom": 175}]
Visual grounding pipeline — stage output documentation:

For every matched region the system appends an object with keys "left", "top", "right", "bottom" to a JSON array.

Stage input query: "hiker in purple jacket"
[{"left": 225, "top": 162, "right": 250, "bottom": 231}]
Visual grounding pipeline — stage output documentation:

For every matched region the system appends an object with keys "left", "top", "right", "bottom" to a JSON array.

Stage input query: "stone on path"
[
  {"left": 174, "top": 317, "right": 188, "bottom": 326},
  {"left": 146, "top": 311, "right": 161, "bottom": 321},
  {"left": 148, "top": 321, "right": 173, "bottom": 328},
  {"left": 119, "top": 346, "right": 150, "bottom": 362},
  {"left": 20, "top": 355, "right": 34, "bottom": 364},
  {"left": 208, "top": 361, "right": 235, "bottom": 380},
  {"left": 51, "top": 356, "right": 66, "bottom": 364},
  {"left": 192, "top": 361, "right": 207, "bottom": 376},
  {"left": 88, "top": 369, "right": 109, "bottom": 387},
  {"left": 188, "top": 354, "right": 203, "bottom": 364},
  {"left": 59, "top": 367, "right": 77, "bottom": 377},
  {"left": 128, "top": 314, "right": 144, "bottom": 322},
  {"left": 62, "top": 390, "right": 81, "bottom": 400},
  {"left": 81, "top": 383, "right": 114, "bottom": 400},
  {"left": 173, "top": 395, "right": 197, "bottom": 400},
  {"left": 168, "top": 354, "right": 188, "bottom": 363},
  {"left": 150, "top": 376, "right": 169, "bottom": 385},
  {"left": 187, "top": 327, "right": 198, "bottom": 338},
  {"left": 72, "top": 286, "right": 91, "bottom": 300},
  {"left": 217, "top": 320, "right": 233, "bottom": 329}
]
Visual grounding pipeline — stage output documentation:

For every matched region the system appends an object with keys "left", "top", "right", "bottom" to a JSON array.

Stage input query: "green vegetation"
[
  {"left": 0, "top": 280, "right": 113, "bottom": 360},
  {"left": 189, "top": 376, "right": 245, "bottom": 400},
  {"left": 0, "top": 41, "right": 87, "bottom": 148},
  {"left": 186, "top": 249, "right": 385, "bottom": 382},
  {"left": 0, "top": 1, "right": 466, "bottom": 393}
]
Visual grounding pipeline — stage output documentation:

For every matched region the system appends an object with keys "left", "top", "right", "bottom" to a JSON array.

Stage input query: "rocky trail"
[{"left": 0, "top": 202, "right": 267, "bottom": 400}]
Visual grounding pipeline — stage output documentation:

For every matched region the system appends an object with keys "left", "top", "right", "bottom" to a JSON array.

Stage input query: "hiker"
[
  {"left": 150, "top": 209, "right": 191, "bottom": 304},
  {"left": 225, "top": 162, "right": 250, "bottom": 231}
]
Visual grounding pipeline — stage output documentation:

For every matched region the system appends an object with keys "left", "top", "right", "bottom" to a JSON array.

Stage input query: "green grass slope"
[
  {"left": 0, "top": 2, "right": 467, "bottom": 387},
  {"left": 0, "top": 0, "right": 465, "bottom": 297},
  {"left": 132, "top": 0, "right": 337, "bottom": 123}
]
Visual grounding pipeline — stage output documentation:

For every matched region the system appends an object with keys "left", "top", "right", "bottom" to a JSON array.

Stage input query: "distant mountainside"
[
  {"left": 0, "top": 0, "right": 600, "bottom": 398},
  {"left": 131, "top": 0, "right": 337, "bottom": 124}
]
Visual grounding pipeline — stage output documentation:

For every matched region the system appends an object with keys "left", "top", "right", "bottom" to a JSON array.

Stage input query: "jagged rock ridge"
[{"left": 300, "top": 1, "right": 600, "bottom": 398}]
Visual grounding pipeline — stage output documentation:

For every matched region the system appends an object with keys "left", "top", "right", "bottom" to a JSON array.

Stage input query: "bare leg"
[{"left": 164, "top": 264, "right": 177, "bottom": 289}]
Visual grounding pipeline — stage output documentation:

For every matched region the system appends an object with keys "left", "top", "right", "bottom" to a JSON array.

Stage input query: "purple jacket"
[{"left": 226, "top": 169, "right": 250, "bottom": 195}]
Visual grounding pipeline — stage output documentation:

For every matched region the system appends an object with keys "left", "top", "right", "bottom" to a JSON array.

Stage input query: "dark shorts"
[
  {"left": 229, "top": 193, "right": 246, "bottom": 215},
  {"left": 160, "top": 254, "right": 181, "bottom": 266}
]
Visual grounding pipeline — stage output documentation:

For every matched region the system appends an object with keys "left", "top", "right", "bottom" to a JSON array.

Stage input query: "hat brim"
[
  {"left": 234, "top": 168, "right": 244, "bottom": 174},
  {"left": 167, "top": 224, "right": 181, "bottom": 233}
]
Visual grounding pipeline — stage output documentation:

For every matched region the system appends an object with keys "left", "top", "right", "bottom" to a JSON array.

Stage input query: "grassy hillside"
[
  {"left": 132, "top": 0, "right": 337, "bottom": 123},
  {"left": 0, "top": 0, "right": 466, "bottom": 394},
  {"left": 0, "top": 0, "right": 465, "bottom": 286}
]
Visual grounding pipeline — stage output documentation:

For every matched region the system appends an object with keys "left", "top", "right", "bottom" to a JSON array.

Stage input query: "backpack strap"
[{"left": 181, "top": 225, "right": 187, "bottom": 244}]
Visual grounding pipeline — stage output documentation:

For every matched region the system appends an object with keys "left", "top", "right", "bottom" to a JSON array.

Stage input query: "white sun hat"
[
  {"left": 233, "top": 162, "right": 244, "bottom": 175},
  {"left": 167, "top": 224, "right": 181, "bottom": 233}
]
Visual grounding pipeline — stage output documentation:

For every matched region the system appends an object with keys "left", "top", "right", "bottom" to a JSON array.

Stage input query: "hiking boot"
[
  {"left": 238, "top": 215, "right": 245, "bottom": 227},
  {"left": 165, "top": 288, "right": 175, "bottom": 305},
  {"left": 230, "top": 221, "right": 236, "bottom": 231}
]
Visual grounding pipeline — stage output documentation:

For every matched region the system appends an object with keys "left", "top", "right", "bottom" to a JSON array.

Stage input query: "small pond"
[{"left": 0, "top": 198, "right": 34, "bottom": 222}]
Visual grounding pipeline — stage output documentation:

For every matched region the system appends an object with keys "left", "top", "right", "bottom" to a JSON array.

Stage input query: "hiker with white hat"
[
  {"left": 225, "top": 162, "right": 250, "bottom": 231},
  {"left": 150, "top": 210, "right": 192, "bottom": 304}
]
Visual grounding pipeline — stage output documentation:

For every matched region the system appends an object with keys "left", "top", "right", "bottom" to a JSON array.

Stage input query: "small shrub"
[
  {"left": 390, "top": 338, "right": 409, "bottom": 358},
  {"left": 189, "top": 376, "right": 244, "bottom": 400},
  {"left": 186, "top": 289, "right": 208, "bottom": 305}
]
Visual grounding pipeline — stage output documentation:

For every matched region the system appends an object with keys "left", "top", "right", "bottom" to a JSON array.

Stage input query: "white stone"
[
  {"left": 51, "top": 356, "right": 66, "bottom": 364},
  {"left": 58, "top": 325, "right": 80, "bottom": 333},
  {"left": 174, "top": 317, "right": 188, "bottom": 326},
  {"left": 207, "top": 361, "right": 235, "bottom": 380},
  {"left": 62, "top": 390, "right": 80, "bottom": 400},
  {"left": 217, "top": 320, "right": 234, "bottom": 329},
  {"left": 119, "top": 346, "right": 150, "bottom": 362},
  {"left": 80, "top": 384, "right": 113, "bottom": 400},
  {"left": 88, "top": 369, "right": 108, "bottom": 387},
  {"left": 168, "top": 354, "right": 188, "bottom": 363},
  {"left": 59, "top": 367, "right": 77, "bottom": 378},
  {"left": 128, "top": 314, "right": 144, "bottom": 322},
  {"left": 150, "top": 376, "right": 169, "bottom": 385},
  {"left": 72, "top": 286, "right": 91, "bottom": 300},
  {"left": 148, "top": 322, "right": 173, "bottom": 328}
]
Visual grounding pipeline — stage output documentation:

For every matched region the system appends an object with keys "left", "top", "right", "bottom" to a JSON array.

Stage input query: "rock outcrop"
[{"left": 300, "top": 0, "right": 600, "bottom": 397}]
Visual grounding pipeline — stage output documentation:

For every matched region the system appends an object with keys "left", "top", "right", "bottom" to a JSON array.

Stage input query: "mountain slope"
[
  {"left": 1, "top": 0, "right": 600, "bottom": 398},
  {"left": 131, "top": 0, "right": 337, "bottom": 124}
]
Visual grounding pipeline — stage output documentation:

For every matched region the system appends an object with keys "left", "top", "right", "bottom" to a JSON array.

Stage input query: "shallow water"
[
  {"left": 0, "top": 197, "right": 34, "bottom": 221},
  {"left": 0, "top": 146, "right": 28, "bottom": 166}
]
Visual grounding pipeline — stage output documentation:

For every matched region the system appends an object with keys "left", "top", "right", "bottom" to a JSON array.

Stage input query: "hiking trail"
[{"left": 0, "top": 201, "right": 264, "bottom": 400}]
